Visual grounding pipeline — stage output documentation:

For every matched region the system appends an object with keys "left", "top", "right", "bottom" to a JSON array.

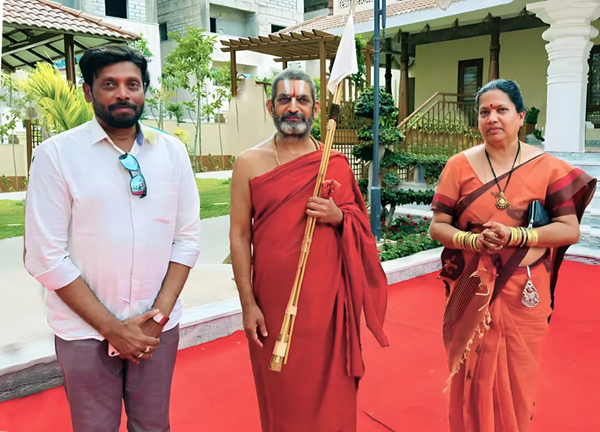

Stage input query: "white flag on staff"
[{"left": 326, "top": 10, "right": 358, "bottom": 95}]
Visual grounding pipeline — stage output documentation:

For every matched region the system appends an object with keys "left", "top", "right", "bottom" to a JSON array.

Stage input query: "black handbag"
[{"left": 527, "top": 200, "right": 551, "bottom": 228}]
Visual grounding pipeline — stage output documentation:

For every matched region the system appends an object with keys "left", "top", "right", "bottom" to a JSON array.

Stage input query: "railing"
[
  {"left": 333, "top": 95, "right": 368, "bottom": 179},
  {"left": 398, "top": 93, "right": 482, "bottom": 155}
]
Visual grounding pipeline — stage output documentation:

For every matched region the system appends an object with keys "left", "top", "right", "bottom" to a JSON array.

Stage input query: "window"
[
  {"left": 105, "top": 0, "right": 127, "bottom": 19},
  {"left": 458, "top": 59, "right": 483, "bottom": 100},
  {"left": 458, "top": 59, "right": 483, "bottom": 127},
  {"left": 271, "top": 25, "right": 286, "bottom": 34},
  {"left": 159, "top": 23, "right": 168, "bottom": 41},
  {"left": 210, "top": 17, "right": 217, "bottom": 33},
  {"left": 587, "top": 46, "right": 600, "bottom": 127}
]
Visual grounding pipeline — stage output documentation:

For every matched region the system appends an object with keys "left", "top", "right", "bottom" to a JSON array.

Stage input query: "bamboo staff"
[{"left": 268, "top": 85, "right": 344, "bottom": 372}]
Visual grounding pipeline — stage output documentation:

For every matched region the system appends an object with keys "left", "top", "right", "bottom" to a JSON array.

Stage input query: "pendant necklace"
[{"left": 485, "top": 141, "right": 521, "bottom": 210}]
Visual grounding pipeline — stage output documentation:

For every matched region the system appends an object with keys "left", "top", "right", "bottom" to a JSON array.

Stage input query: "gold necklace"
[
  {"left": 272, "top": 135, "right": 320, "bottom": 166},
  {"left": 485, "top": 141, "right": 521, "bottom": 210}
]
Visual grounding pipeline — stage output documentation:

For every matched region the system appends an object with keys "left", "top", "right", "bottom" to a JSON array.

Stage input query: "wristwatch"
[{"left": 153, "top": 311, "right": 170, "bottom": 326}]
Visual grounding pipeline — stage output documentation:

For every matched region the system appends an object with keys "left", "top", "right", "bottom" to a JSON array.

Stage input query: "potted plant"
[{"left": 520, "top": 106, "right": 539, "bottom": 141}]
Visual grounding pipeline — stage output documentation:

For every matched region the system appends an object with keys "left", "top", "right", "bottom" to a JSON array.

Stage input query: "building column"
[
  {"left": 64, "top": 34, "right": 76, "bottom": 86},
  {"left": 528, "top": 0, "right": 600, "bottom": 153},
  {"left": 488, "top": 17, "right": 501, "bottom": 82},
  {"left": 398, "top": 32, "right": 410, "bottom": 122},
  {"left": 385, "top": 38, "right": 392, "bottom": 94}
]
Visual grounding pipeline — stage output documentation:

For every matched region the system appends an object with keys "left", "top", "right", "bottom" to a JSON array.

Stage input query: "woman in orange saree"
[{"left": 429, "top": 79, "right": 596, "bottom": 432}]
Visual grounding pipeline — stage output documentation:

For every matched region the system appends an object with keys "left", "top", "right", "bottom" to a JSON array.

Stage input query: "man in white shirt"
[{"left": 24, "top": 44, "right": 200, "bottom": 432}]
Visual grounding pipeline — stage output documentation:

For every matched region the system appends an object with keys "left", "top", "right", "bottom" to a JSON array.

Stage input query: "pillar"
[
  {"left": 319, "top": 41, "right": 327, "bottom": 141},
  {"left": 488, "top": 17, "right": 501, "bottom": 82},
  {"left": 64, "top": 34, "right": 76, "bottom": 86},
  {"left": 399, "top": 32, "right": 410, "bottom": 122},
  {"left": 385, "top": 38, "right": 392, "bottom": 94},
  {"left": 527, "top": 0, "right": 600, "bottom": 153}
]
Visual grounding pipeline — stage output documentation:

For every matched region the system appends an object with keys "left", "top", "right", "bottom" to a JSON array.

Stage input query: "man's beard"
[
  {"left": 93, "top": 98, "right": 144, "bottom": 129},
  {"left": 273, "top": 111, "right": 314, "bottom": 139}
]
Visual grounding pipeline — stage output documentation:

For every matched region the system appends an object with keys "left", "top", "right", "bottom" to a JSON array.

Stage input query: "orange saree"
[
  {"left": 431, "top": 152, "right": 596, "bottom": 432},
  {"left": 248, "top": 149, "right": 388, "bottom": 432}
]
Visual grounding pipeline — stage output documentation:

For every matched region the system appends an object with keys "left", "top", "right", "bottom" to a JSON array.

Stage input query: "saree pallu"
[
  {"left": 432, "top": 152, "right": 596, "bottom": 432},
  {"left": 248, "top": 149, "right": 388, "bottom": 432}
]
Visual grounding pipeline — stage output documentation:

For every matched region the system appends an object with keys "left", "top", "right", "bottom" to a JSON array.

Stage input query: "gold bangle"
[
  {"left": 453, "top": 231, "right": 480, "bottom": 252},
  {"left": 508, "top": 227, "right": 519, "bottom": 247},
  {"left": 507, "top": 226, "right": 539, "bottom": 247},
  {"left": 526, "top": 228, "right": 539, "bottom": 247}
]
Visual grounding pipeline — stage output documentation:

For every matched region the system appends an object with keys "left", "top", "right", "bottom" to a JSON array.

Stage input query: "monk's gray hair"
[{"left": 270, "top": 68, "right": 317, "bottom": 107}]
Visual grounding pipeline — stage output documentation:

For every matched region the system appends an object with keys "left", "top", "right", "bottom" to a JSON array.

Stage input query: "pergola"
[
  {"left": 221, "top": 30, "right": 374, "bottom": 140},
  {"left": 2, "top": 0, "right": 140, "bottom": 85}
]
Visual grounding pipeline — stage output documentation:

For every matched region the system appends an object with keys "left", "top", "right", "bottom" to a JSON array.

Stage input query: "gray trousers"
[{"left": 55, "top": 325, "right": 179, "bottom": 432}]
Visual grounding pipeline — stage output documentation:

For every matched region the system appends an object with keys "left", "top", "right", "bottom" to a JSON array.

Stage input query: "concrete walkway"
[
  {"left": 0, "top": 215, "right": 233, "bottom": 374},
  {"left": 195, "top": 170, "right": 232, "bottom": 180},
  {"left": 0, "top": 191, "right": 25, "bottom": 201}
]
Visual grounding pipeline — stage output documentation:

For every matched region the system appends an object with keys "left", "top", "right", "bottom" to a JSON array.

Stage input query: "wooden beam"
[
  {"left": 220, "top": 36, "right": 338, "bottom": 53},
  {"left": 385, "top": 38, "right": 392, "bottom": 94},
  {"left": 9, "top": 53, "right": 37, "bottom": 69},
  {"left": 1, "top": 61, "right": 15, "bottom": 72},
  {"left": 365, "top": 51, "right": 372, "bottom": 87},
  {"left": 2, "top": 33, "right": 63, "bottom": 56},
  {"left": 410, "top": 12, "right": 545, "bottom": 47},
  {"left": 73, "top": 40, "right": 89, "bottom": 52},
  {"left": 282, "top": 60, "right": 288, "bottom": 69},
  {"left": 399, "top": 32, "right": 410, "bottom": 122},
  {"left": 230, "top": 51, "right": 237, "bottom": 97},
  {"left": 64, "top": 34, "right": 77, "bottom": 86},
  {"left": 26, "top": 120, "right": 33, "bottom": 175},
  {"left": 319, "top": 40, "right": 326, "bottom": 141},
  {"left": 488, "top": 17, "right": 501, "bottom": 81}
]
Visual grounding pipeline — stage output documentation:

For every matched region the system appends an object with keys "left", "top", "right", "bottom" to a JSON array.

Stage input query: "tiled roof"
[
  {"left": 3, "top": 0, "right": 139, "bottom": 40},
  {"left": 280, "top": 0, "right": 442, "bottom": 33}
]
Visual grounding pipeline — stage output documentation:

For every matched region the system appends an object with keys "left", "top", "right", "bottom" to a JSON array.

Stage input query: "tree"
[
  {"left": 352, "top": 86, "right": 404, "bottom": 225},
  {"left": 163, "top": 27, "right": 216, "bottom": 171},
  {"left": 206, "top": 62, "right": 231, "bottom": 168},
  {"left": 19, "top": 62, "right": 93, "bottom": 135},
  {"left": 128, "top": 33, "right": 154, "bottom": 60},
  {"left": 145, "top": 75, "right": 184, "bottom": 130}
]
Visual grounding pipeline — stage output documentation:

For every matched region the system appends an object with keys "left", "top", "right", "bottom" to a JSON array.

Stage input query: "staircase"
[
  {"left": 562, "top": 154, "right": 600, "bottom": 251},
  {"left": 398, "top": 92, "right": 481, "bottom": 155}
]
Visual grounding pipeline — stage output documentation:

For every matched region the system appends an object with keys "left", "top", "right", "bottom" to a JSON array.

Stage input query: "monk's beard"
[{"left": 273, "top": 112, "right": 314, "bottom": 138}]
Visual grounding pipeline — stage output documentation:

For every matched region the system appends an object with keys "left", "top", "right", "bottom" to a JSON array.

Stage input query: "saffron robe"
[
  {"left": 248, "top": 149, "right": 389, "bottom": 432},
  {"left": 431, "top": 152, "right": 596, "bottom": 432}
]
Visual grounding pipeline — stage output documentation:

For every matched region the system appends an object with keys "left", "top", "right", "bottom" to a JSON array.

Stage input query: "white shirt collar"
[{"left": 89, "top": 116, "right": 148, "bottom": 147}]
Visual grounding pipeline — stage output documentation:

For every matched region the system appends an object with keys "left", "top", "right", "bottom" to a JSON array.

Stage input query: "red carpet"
[{"left": 1, "top": 261, "right": 599, "bottom": 431}]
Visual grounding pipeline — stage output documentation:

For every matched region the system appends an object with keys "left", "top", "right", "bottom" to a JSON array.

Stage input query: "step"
[
  {"left": 0, "top": 250, "right": 445, "bottom": 402},
  {"left": 582, "top": 207, "right": 600, "bottom": 229},
  {"left": 563, "top": 159, "right": 600, "bottom": 179},
  {"left": 578, "top": 225, "right": 600, "bottom": 249}
]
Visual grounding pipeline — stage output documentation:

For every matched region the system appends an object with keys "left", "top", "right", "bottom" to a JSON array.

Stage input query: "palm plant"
[{"left": 17, "top": 63, "right": 93, "bottom": 135}]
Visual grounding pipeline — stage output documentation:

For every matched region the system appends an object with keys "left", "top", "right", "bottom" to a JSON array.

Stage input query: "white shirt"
[{"left": 24, "top": 117, "right": 201, "bottom": 341}]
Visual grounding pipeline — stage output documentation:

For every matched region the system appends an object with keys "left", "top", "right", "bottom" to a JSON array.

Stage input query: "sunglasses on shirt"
[{"left": 118, "top": 153, "right": 147, "bottom": 198}]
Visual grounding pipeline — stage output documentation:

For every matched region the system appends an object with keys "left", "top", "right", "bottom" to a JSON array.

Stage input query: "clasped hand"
[
  {"left": 104, "top": 309, "right": 163, "bottom": 364},
  {"left": 306, "top": 197, "right": 343, "bottom": 227},
  {"left": 477, "top": 221, "right": 511, "bottom": 254}
]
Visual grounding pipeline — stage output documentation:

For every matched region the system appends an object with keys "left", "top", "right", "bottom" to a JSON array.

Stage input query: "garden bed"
[{"left": 377, "top": 214, "right": 441, "bottom": 262}]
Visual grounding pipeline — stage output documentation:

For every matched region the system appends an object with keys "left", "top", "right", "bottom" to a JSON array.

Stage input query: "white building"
[{"left": 53, "top": 0, "right": 162, "bottom": 88}]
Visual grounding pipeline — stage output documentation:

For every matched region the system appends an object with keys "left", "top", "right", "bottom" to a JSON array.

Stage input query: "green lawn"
[
  {"left": 0, "top": 200, "right": 24, "bottom": 240},
  {"left": 196, "top": 178, "right": 231, "bottom": 219},
  {"left": 0, "top": 179, "right": 231, "bottom": 241}
]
